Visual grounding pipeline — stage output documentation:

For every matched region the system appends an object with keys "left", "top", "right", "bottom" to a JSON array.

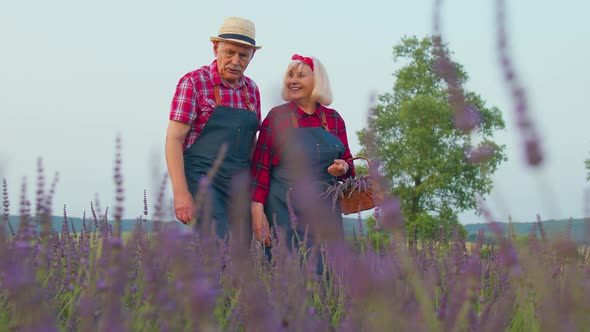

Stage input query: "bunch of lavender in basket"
[{"left": 322, "top": 175, "right": 374, "bottom": 209}]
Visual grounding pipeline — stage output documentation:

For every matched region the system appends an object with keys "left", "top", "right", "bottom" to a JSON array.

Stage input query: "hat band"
[{"left": 218, "top": 33, "right": 256, "bottom": 46}]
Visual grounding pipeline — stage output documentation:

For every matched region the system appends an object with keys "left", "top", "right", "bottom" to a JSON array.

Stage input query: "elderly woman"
[{"left": 250, "top": 54, "right": 355, "bottom": 248}]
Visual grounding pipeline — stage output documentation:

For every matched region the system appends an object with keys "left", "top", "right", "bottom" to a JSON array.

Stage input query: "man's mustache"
[{"left": 225, "top": 65, "right": 242, "bottom": 71}]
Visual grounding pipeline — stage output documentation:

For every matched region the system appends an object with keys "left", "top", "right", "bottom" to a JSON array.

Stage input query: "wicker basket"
[{"left": 339, "top": 156, "right": 383, "bottom": 215}]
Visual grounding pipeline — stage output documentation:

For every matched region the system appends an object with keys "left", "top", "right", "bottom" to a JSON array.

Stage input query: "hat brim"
[{"left": 210, "top": 36, "right": 262, "bottom": 49}]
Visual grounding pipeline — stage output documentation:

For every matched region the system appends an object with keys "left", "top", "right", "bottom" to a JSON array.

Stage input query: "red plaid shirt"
[
  {"left": 251, "top": 102, "right": 355, "bottom": 204},
  {"left": 169, "top": 59, "right": 261, "bottom": 151}
]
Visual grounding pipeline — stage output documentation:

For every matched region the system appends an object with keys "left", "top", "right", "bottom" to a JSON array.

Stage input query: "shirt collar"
[
  {"left": 210, "top": 59, "right": 246, "bottom": 89},
  {"left": 290, "top": 101, "right": 321, "bottom": 118}
]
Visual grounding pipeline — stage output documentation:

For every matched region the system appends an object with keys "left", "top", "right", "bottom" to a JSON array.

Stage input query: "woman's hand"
[
  {"left": 327, "top": 159, "right": 349, "bottom": 177},
  {"left": 251, "top": 202, "right": 271, "bottom": 246}
]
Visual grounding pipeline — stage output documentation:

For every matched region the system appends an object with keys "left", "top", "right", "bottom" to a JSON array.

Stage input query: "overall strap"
[
  {"left": 214, "top": 85, "right": 222, "bottom": 105},
  {"left": 242, "top": 85, "right": 254, "bottom": 112},
  {"left": 213, "top": 85, "right": 255, "bottom": 112},
  {"left": 290, "top": 111, "right": 299, "bottom": 128},
  {"left": 320, "top": 110, "right": 329, "bottom": 131}
]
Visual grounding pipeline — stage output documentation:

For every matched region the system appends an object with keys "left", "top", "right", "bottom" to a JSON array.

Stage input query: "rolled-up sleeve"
[{"left": 169, "top": 75, "right": 199, "bottom": 124}]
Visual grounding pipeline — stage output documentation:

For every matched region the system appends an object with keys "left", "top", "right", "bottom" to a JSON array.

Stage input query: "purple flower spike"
[
  {"left": 468, "top": 143, "right": 496, "bottom": 164},
  {"left": 379, "top": 197, "right": 403, "bottom": 231},
  {"left": 454, "top": 105, "right": 481, "bottom": 132},
  {"left": 496, "top": 0, "right": 544, "bottom": 167},
  {"left": 97, "top": 278, "right": 108, "bottom": 291},
  {"left": 373, "top": 207, "right": 381, "bottom": 220},
  {"left": 198, "top": 176, "right": 210, "bottom": 188},
  {"left": 524, "top": 137, "right": 543, "bottom": 166}
]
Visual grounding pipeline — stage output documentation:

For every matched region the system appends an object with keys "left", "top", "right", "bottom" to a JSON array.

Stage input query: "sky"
[{"left": 1, "top": 0, "right": 589, "bottom": 224}]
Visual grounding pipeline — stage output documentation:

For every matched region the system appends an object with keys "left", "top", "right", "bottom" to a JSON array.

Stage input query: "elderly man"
[{"left": 165, "top": 17, "right": 262, "bottom": 239}]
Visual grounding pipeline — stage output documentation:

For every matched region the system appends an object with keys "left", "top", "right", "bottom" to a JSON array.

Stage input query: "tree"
[
  {"left": 358, "top": 36, "right": 507, "bottom": 245},
  {"left": 585, "top": 152, "right": 590, "bottom": 182}
]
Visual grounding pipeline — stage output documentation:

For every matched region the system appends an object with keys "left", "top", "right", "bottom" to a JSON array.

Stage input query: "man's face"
[{"left": 214, "top": 42, "right": 254, "bottom": 86}]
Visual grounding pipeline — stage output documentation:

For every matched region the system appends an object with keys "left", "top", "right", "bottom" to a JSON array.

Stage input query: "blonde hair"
[{"left": 280, "top": 56, "right": 333, "bottom": 106}]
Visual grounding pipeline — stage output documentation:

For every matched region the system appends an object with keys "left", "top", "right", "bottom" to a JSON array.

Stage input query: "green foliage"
[
  {"left": 409, "top": 206, "right": 467, "bottom": 241},
  {"left": 585, "top": 152, "right": 590, "bottom": 182},
  {"left": 354, "top": 163, "right": 369, "bottom": 177},
  {"left": 365, "top": 215, "right": 391, "bottom": 251},
  {"left": 513, "top": 234, "right": 531, "bottom": 248},
  {"left": 358, "top": 36, "right": 507, "bottom": 243}
]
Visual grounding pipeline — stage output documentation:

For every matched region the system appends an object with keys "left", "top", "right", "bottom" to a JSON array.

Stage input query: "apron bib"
[
  {"left": 264, "top": 105, "right": 345, "bottom": 244},
  {"left": 183, "top": 85, "right": 258, "bottom": 238}
]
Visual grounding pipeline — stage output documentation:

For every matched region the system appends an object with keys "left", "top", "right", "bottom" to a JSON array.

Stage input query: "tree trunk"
[{"left": 408, "top": 177, "right": 422, "bottom": 248}]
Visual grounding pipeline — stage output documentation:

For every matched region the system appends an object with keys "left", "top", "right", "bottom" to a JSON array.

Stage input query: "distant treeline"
[
  {"left": 3, "top": 215, "right": 364, "bottom": 236},
  {"left": 4, "top": 216, "right": 589, "bottom": 244},
  {"left": 5, "top": 215, "right": 158, "bottom": 234},
  {"left": 4, "top": 215, "right": 364, "bottom": 235},
  {"left": 463, "top": 218, "right": 590, "bottom": 245}
]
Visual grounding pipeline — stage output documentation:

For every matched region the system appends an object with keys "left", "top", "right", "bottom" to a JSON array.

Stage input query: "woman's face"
[{"left": 285, "top": 64, "right": 314, "bottom": 104}]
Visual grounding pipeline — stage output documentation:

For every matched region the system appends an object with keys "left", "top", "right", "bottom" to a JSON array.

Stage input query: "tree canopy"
[{"left": 358, "top": 36, "right": 507, "bottom": 243}]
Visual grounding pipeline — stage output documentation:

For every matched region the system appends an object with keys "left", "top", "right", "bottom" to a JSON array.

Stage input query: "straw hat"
[{"left": 210, "top": 16, "right": 262, "bottom": 49}]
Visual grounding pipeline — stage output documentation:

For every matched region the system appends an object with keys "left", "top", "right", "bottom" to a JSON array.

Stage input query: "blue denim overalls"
[
  {"left": 183, "top": 85, "right": 258, "bottom": 239},
  {"left": 264, "top": 103, "right": 345, "bottom": 249}
]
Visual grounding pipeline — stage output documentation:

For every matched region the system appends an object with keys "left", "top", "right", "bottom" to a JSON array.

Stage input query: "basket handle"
[{"left": 346, "top": 156, "right": 371, "bottom": 168}]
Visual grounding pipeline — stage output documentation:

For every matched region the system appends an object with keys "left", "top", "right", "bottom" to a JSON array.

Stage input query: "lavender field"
[
  {"left": 2, "top": 2, "right": 590, "bottom": 332},
  {"left": 1, "top": 154, "right": 590, "bottom": 331}
]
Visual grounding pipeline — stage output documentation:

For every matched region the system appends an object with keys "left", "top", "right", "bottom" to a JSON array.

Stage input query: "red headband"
[{"left": 291, "top": 54, "right": 314, "bottom": 72}]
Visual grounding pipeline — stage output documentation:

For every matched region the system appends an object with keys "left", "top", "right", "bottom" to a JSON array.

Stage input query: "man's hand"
[
  {"left": 174, "top": 191, "right": 195, "bottom": 224},
  {"left": 327, "top": 159, "right": 349, "bottom": 177},
  {"left": 166, "top": 120, "right": 194, "bottom": 224},
  {"left": 251, "top": 202, "right": 271, "bottom": 246}
]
